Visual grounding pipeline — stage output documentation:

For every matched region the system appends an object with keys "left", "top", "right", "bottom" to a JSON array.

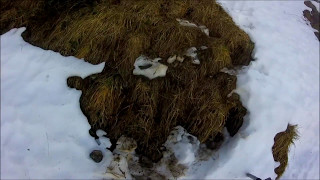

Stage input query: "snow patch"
[
  {"left": 1, "top": 27, "right": 113, "bottom": 179},
  {"left": 163, "top": 126, "right": 200, "bottom": 166},
  {"left": 133, "top": 55, "right": 168, "bottom": 79},
  {"left": 96, "top": 129, "right": 111, "bottom": 149},
  {"left": 176, "top": 18, "right": 210, "bottom": 36},
  {"left": 185, "top": 47, "right": 200, "bottom": 65},
  {"left": 106, "top": 136, "right": 137, "bottom": 179},
  {"left": 311, "top": 0, "right": 320, "bottom": 12}
]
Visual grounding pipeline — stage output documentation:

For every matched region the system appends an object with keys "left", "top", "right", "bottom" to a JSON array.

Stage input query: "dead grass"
[
  {"left": 0, "top": 0, "right": 44, "bottom": 34},
  {"left": 272, "top": 124, "right": 299, "bottom": 179},
  {"left": 2, "top": 0, "right": 254, "bottom": 161}
]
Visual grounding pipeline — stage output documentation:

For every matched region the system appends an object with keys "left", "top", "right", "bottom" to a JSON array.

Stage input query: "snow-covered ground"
[
  {"left": 1, "top": 1, "right": 319, "bottom": 179},
  {"left": 1, "top": 28, "right": 112, "bottom": 179},
  {"left": 186, "top": 1, "right": 319, "bottom": 179}
]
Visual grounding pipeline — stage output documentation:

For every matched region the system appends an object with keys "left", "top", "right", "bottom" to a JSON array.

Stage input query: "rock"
[{"left": 90, "top": 150, "right": 103, "bottom": 163}]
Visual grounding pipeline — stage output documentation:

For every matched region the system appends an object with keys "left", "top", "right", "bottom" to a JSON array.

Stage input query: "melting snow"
[
  {"left": 176, "top": 18, "right": 210, "bottom": 36},
  {"left": 133, "top": 55, "right": 168, "bottom": 79}
]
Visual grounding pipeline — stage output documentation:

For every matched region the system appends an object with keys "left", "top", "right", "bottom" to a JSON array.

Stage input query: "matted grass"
[
  {"left": 2, "top": 0, "right": 254, "bottom": 161},
  {"left": 272, "top": 124, "right": 299, "bottom": 179}
]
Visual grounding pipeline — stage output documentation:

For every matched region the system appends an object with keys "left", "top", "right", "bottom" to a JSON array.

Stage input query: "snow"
[
  {"left": 185, "top": 47, "right": 200, "bottom": 65},
  {"left": 163, "top": 126, "right": 200, "bottom": 166},
  {"left": 1, "top": 28, "right": 113, "bottom": 179},
  {"left": 96, "top": 130, "right": 111, "bottom": 149},
  {"left": 311, "top": 0, "right": 320, "bottom": 12},
  {"left": 106, "top": 136, "right": 137, "bottom": 179},
  {"left": 167, "top": 55, "right": 177, "bottom": 64},
  {"left": 185, "top": 1, "right": 319, "bottom": 179},
  {"left": 133, "top": 55, "right": 168, "bottom": 79},
  {"left": 176, "top": 18, "right": 210, "bottom": 36}
]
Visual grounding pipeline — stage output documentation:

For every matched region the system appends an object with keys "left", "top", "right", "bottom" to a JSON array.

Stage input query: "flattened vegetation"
[{"left": 1, "top": 0, "right": 254, "bottom": 161}]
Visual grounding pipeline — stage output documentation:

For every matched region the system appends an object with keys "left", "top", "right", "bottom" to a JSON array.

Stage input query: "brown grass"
[
  {"left": 272, "top": 124, "right": 299, "bottom": 179},
  {"left": 2, "top": 0, "right": 254, "bottom": 161}
]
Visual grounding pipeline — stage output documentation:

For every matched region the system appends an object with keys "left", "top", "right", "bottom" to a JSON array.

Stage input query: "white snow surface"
[
  {"left": 311, "top": 0, "right": 320, "bottom": 12},
  {"left": 185, "top": 1, "right": 319, "bottom": 179},
  {"left": 164, "top": 126, "right": 200, "bottom": 166},
  {"left": 133, "top": 55, "right": 168, "bottom": 79},
  {"left": 1, "top": 28, "right": 113, "bottom": 179},
  {"left": 185, "top": 47, "right": 201, "bottom": 65}
]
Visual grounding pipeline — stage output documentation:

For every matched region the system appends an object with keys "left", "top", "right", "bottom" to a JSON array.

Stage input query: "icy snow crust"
[{"left": 1, "top": 28, "right": 112, "bottom": 179}]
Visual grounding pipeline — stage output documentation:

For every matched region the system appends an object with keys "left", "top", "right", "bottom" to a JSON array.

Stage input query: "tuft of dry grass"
[
  {"left": 272, "top": 124, "right": 299, "bottom": 179},
  {"left": 1, "top": 0, "right": 254, "bottom": 161},
  {"left": 0, "top": 0, "right": 44, "bottom": 34}
]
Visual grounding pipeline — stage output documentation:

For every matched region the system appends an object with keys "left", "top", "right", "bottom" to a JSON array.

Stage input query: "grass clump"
[
  {"left": 2, "top": 0, "right": 254, "bottom": 161},
  {"left": 272, "top": 124, "right": 299, "bottom": 179}
]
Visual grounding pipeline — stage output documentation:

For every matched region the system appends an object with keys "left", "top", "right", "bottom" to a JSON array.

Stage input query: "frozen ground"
[{"left": 1, "top": 1, "right": 319, "bottom": 179}]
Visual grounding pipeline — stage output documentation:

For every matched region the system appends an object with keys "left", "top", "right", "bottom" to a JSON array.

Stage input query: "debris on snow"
[
  {"left": 104, "top": 126, "right": 211, "bottom": 179},
  {"left": 114, "top": 136, "right": 137, "bottom": 154},
  {"left": 106, "top": 136, "right": 137, "bottom": 179},
  {"left": 133, "top": 55, "right": 168, "bottom": 79},
  {"left": 163, "top": 126, "right": 200, "bottom": 166},
  {"left": 106, "top": 153, "right": 132, "bottom": 179}
]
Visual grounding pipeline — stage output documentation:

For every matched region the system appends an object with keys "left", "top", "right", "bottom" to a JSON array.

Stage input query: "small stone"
[{"left": 90, "top": 150, "right": 103, "bottom": 163}]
